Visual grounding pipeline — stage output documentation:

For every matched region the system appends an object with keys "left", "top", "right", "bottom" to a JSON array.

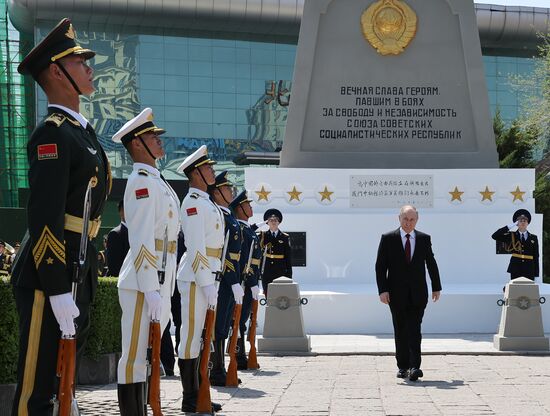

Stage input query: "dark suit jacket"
[
  {"left": 106, "top": 223, "right": 129, "bottom": 277},
  {"left": 375, "top": 228, "right": 442, "bottom": 308},
  {"left": 491, "top": 226, "right": 539, "bottom": 278}
]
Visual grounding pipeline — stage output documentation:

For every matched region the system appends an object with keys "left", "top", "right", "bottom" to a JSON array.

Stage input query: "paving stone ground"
[{"left": 77, "top": 352, "right": 550, "bottom": 415}]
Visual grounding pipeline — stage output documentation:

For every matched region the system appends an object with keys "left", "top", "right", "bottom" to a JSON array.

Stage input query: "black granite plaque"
[{"left": 288, "top": 232, "right": 306, "bottom": 267}]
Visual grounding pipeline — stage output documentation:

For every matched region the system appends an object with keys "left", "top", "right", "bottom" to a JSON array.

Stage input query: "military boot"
[
  {"left": 179, "top": 358, "right": 199, "bottom": 412},
  {"left": 117, "top": 383, "right": 145, "bottom": 416},
  {"left": 236, "top": 336, "right": 248, "bottom": 370},
  {"left": 209, "top": 339, "right": 227, "bottom": 386}
]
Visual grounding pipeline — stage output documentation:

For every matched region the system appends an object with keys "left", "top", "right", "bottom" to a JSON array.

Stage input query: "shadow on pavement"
[{"left": 404, "top": 379, "right": 465, "bottom": 389}]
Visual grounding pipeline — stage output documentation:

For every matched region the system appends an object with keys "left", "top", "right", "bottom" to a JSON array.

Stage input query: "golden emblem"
[
  {"left": 65, "top": 24, "right": 76, "bottom": 40},
  {"left": 361, "top": 0, "right": 417, "bottom": 56},
  {"left": 90, "top": 176, "right": 98, "bottom": 188}
]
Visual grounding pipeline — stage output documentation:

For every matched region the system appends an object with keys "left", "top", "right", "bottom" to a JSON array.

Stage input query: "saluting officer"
[
  {"left": 229, "top": 191, "right": 262, "bottom": 370},
  {"left": 208, "top": 171, "right": 244, "bottom": 386},
  {"left": 112, "top": 108, "right": 180, "bottom": 415},
  {"left": 258, "top": 209, "right": 292, "bottom": 295},
  {"left": 11, "top": 18, "right": 111, "bottom": 415},
  {"left": 176, "top": 146, "right": 224, "bottom": 413},
  {"left": 492, "top": 209, "right": 540, "bottom": 281}
]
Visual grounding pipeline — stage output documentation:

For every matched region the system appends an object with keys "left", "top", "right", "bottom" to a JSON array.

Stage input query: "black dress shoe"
[
  {"left": 396, "top": 369, "right": 408, "bottom": 378},
  {"left": 212, "top": 401, "right": 222, "bottom": 412},
  {"left": 408, "top": 368, "right": 423, "bottom": 381}
]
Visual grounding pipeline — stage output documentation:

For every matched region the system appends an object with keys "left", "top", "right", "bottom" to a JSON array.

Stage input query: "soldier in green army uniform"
[{"left": 11, "top": 18, "right": 110, "bottom": 415}]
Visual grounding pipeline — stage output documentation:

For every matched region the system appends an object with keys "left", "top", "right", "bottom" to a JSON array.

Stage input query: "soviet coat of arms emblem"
[{"left": 361, "top": 0, "right": 417, "bottom": 55}]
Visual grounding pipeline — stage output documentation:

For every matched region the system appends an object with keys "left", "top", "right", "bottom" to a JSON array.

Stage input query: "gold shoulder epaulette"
[
  {"left": 45, "top": 113, "right": 66, "bottom": 127},
  {"left": 282, "top": 232, "right": 289, "bottom": 237},
  {"left": 138, "top": 169, "right": 149, "bottom": 176}
]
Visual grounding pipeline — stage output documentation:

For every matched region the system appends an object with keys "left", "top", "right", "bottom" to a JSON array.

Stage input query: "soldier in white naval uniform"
[
  {"left": 112, "top": 108, "right": 180, "bottom": 415},
  {"left": 177, "top": 145, "right": 225, "bottom": 413}
]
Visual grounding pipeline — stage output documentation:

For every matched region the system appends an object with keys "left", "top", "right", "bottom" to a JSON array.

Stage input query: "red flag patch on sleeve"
[
  {"left": 37, "top": 144, "right": 58, "bottom": 160},
  {"left": 186, "top": 207, "right": 198, "bottom": 216},
  {"left": 135, "top": 188, "right": 149, "bottom": 199}
]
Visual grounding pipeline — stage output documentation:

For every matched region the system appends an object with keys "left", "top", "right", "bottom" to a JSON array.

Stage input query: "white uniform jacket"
[
  {"left": 177, "top": 187, "right": 224, "bottom": 287},
  {"left": 118, "top": 163, "right": 180, "bottom": 295}
]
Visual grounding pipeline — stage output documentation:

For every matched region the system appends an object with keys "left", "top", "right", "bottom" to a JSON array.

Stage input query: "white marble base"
[{"left": 246, "top": 168, "right": 544, "bottom": 334}]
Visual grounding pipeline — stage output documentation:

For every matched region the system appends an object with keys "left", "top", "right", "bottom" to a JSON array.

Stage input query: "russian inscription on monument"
[{"left": 280, "top": 0, "right": 498, "bottom": 169}]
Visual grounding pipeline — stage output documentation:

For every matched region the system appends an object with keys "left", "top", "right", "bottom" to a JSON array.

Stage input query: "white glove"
[
  {"left": 201, "top": 284, "right": 218, "bottom": 308},
  {"left": 508, "top": 222, "right": 518, "bottom": 230},
  {"left": 250, "top": 285, "right": 260, "bottom": 300},
  {"left": 232, "top": 283, "right": 245, "bottom": 304},
  {"left": 144, "top": 291, "right": 162, "bottom": 321},
  {"left": 255, "top": 221, "right": 268, "bottom": 230},
  {"left": 49, "top": 293, "right": 79, "bottom": 336}
]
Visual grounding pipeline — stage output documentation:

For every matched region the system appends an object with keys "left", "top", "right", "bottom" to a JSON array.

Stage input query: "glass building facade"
[
  {"left": 36, "top": 27, "right": 295, "bottom": 184},
  {"left": 483, "top": 55, "right": 535, "bottom": 123}
]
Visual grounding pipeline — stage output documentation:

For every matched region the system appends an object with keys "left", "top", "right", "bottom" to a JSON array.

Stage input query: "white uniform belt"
[
  {"left": 64, "top": 214, "right": 101, "bottom": 238},
  {"left": 206, "top": 247, "right": 223, "bottom": 258}
]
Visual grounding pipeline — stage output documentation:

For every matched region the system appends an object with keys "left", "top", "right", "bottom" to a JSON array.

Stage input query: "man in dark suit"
[
  {"left": 106, "top": 199, "right": 129, "bottom": 276},
  {"left": 375, "top": 205, "right": 441, "bottom": 381},
  {"left": 492, "top": 209, "right": 539, "bottom": 281}
]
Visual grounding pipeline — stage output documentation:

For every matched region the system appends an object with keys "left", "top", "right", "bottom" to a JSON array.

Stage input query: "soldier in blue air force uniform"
[
  {"left": 207, "top": 171, "right": 245, "bottom": 386},
  {"left": 229, "top": 191, "right": 262, "bottom": 370}
]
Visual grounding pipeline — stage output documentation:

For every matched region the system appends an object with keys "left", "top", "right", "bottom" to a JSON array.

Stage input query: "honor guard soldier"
[
  {"left": 11, "top": 18, "right": 111, "bottom": 415},
  {"left": 112, "top": 108, "right": 180, "bottom": 415},
  {"left": 208, "top": 171, "right": 244, "bottom": 386},
  {"left": 229, "top": 191, "right": 262, "bottom": 370},
  {"left": 492, "top": 209, "right": 540, "bottom": 282},
  {"left": 176, "top": 146, "right": 224, "bottom": 413},
  {"left": 258, "top": 209, "right": 292, "bottom": 295}
]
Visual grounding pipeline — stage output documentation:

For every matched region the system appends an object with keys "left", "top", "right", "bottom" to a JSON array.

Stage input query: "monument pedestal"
[
  {"left": 494, "top": 277, "right": 549, "bottom": 351},
  {"left": 258, "top": 277, "right": 311, "bottom": 352},
  {"left": 247, "top": 167, "right": 547, "bottom": 334}
]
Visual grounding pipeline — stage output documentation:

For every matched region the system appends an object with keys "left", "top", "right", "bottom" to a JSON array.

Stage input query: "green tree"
[
  {"left": 493, "top": 108, "right": 537, "bottom": 168},
  {"left": 509, "top": 33, "right": 550, "bottom": 157}
]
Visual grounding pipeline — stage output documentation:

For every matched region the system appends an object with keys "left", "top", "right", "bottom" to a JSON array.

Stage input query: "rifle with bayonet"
[
  {"left": 197, "top": 231, "right": 229, "bottom": 412},
  {"left": 226, "top": 238, "right": 254, "bottom": 386},
  {"left": 247, "top": 238, "right": 260, "bottom": 370},
  {"left": 145, "top": 225, "right": 168, "bottom": 416},
  {"left": 53, "top": 178, "right": 93, "bottom": 416}
]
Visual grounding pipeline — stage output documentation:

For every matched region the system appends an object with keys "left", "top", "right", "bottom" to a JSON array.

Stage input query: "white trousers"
[
  {"left": 178, "top": 281, "right": 208, "bottom": 359},
  {"left": 117, "top": 289, "right": 171, "bottom": 384}
]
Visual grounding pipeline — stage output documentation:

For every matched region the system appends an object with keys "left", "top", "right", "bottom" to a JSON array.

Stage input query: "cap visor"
[{"left": 73, "top": 48, "right": 96, "bottom": 60}]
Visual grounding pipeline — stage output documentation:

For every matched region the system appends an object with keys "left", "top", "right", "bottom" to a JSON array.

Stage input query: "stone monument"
[
  {"left": 247, "top": 0, "right": 548, "bottom": 335},
  {"left": 280, "top": 0, "right": 498, "bottom": 169}
]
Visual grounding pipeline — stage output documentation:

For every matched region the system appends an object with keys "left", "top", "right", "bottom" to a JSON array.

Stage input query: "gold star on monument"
[
  {"left": 255, "top": 186, "right": 271, "bottom": 201},
  {"left": 287, "top": 186, "right": 302, "bottom": 201},
  {"left": 449, "top": 186, "right": 464, "bottom": 202},
  {"left": 479, "top": 186, "right": 495, "bottom": 202},
  {"left": 46, "top": 257, "right": 54, "bottom": 265},
  {"left": 318, "top": 186, "right": 334, "bottom": 202},
  {"left": 510, "top": 186, "right": 526, "bottom": 202}
]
